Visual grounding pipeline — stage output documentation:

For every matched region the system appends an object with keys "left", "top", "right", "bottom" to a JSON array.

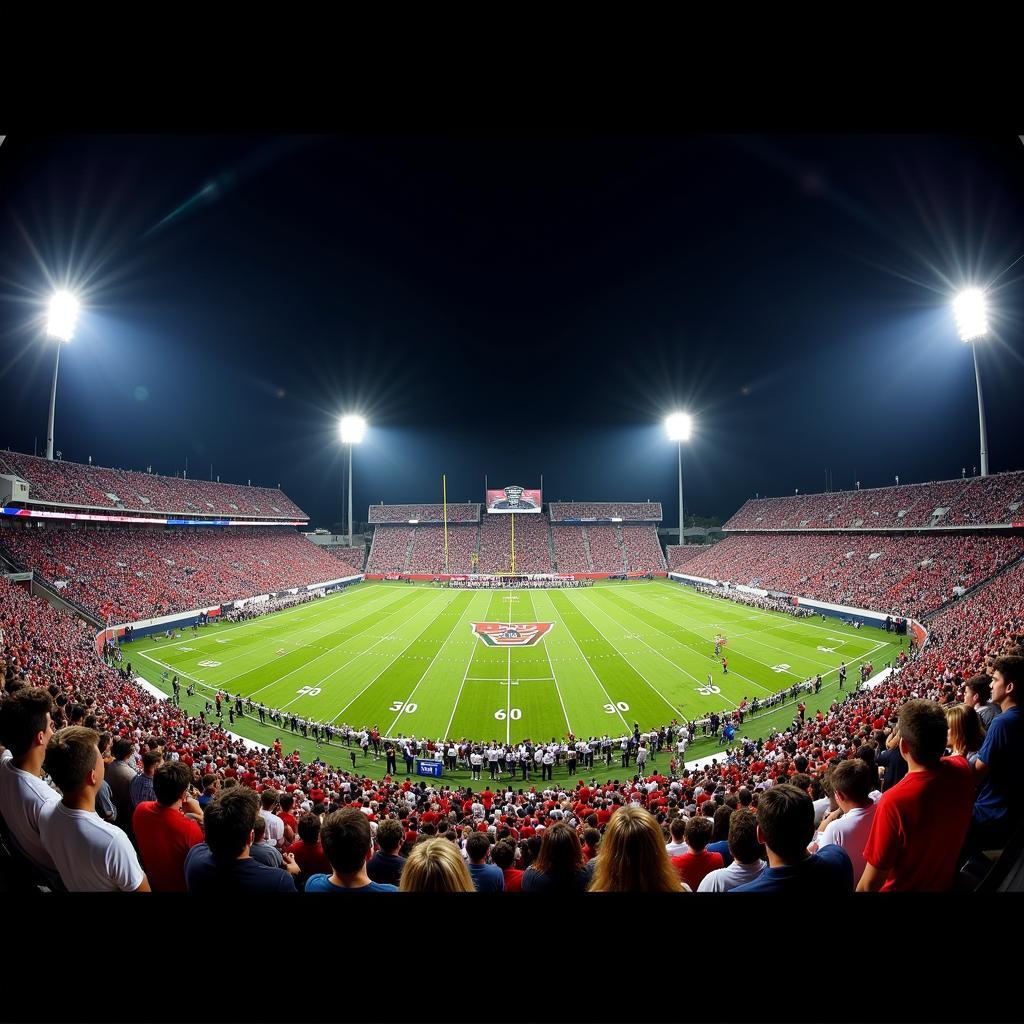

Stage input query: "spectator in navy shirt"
[
  {"left": 731, "top": 784, "right": 853, "bottom": 893},
  {"left": 968, "top": 655, "right": 1023, "bottom": 851},
  {"left": 305, "top": 809, "right": 399, "bottom": 892},
  {"left": 465, "top": 831, "right": 505, "bottom": 891},
  {"left": 367, "top": 818, "right": 407, "bottom": 887},
  {"left": 185, "top": 787, "right": 298, "bottom": 893}
]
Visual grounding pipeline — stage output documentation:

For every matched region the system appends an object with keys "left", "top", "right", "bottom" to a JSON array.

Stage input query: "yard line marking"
[
  {"left": 328, "top": 592, "right": 461, "bottom": 723},
  {"left": 570, "top": 592, "right": 693, "bottom": 717},
  {"left": 525, "top": 591, "right": 572, "bottom": 736},
  {"left": 443, "top": 593, "right": 491, "bottom": 740},
  {"left": 538, "top": 591, "right": 629, "bottom": 731},
  {"left": 383, "top": 593, "right": 477, "bottom": 735},
  {"left": 242, "top": 590, "right": 441, "bottom": 701}
]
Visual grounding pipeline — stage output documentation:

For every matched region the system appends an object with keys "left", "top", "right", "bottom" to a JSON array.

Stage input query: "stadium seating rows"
[
  {"left": 365, "top": 526, "right": 413, "bottom": 574},
  {"left": 725, "top": 471, "right": 1024, "bottom": 531},
  {"left": 621, "top": 524, "right": 667, "bottom": 572},
  {"left": 367, "top": 504, "right": 480, "bottom": 524},
  {"left": 477, "top": 513, "right": 551, "bottom": 574},
  {"left": 0, "top": 451, "right": 305, "bottom": 520},
  {"left": 0, "top": 527, "right": 349, "bottom": 623},
  {"left": 408, "top": 525, "right": 478, "bottom": 574},
  {"left": 548, "top": 501, "right": 662, "bottom": 522},
  {"left": 666, "top": 545, "right": 706, "bottom": 571},
  {"left": 552, "top": 524, "right": 590, "bottom": 572},
  {"left": 676, "top": 532, "right": 1024, "bottom": 618},
  {"left": 328, "top": 547, "right": 365, "bottom": 573},
  {"left": 586, "top": 525, "right": 626, "bottom": 573}
]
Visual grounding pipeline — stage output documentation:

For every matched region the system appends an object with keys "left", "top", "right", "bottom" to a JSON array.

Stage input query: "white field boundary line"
[
  {"left": 584, "top": 588, "right": 770, "bottom": 702},
  {"left": 570, "top": 591, "right": 715, "bottom": 716},
  {"left": 506, "top": 647, "right": 512, "bottom": 744},
  {"left": 443, "top": 593, "right": 493, "bottom": 740},
  {"left": 135, "top": 586, "right": 408, "bottom": 685},
  {"left": 148, "top": 582, "right": 385, "bottom": 652},
  {"left": 383, "top": 592, "right": 481, "bottom": 735},
  {"left": 328, "top": 591, "right": 463, "bottom": 724},
  {"left": 242, "top": 589, "right": 447, "bottom": 701},
  {"left": 623, "top": 586, "right": 860, "bottom": 675},
  {"left": 538, "top": 590, "right": 630, "bottom": 731},
  {"left": 522, "top": 590, "right": 573, "bottom": 736}
]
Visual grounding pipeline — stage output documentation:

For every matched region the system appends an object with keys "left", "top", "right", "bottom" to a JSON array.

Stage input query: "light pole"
[
  {"left": 665, "top": 412, "right": 693, "bottom": 545},
  {"left": 339, "top": 415, "right": 366, "bottom": 547},
  {"left": 45, "top": 291, "right": 80, "bottom": 461},
  {"left": 954, "top": 288, "right": 989, "bottom": 477}
]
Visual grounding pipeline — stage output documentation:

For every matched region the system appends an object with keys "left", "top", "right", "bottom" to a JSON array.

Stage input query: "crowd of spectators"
[
  {"left": 365, "top": 526, "right": 413, "bottom": 574},
  {"left": 327, "top": 546, "right": 364, "bottom": 573},
  {"left": 407, "top": 525, "right": 478, "bottom": 574},
  {"left": 367, "top": 504, "right": 480, "bottom": 524},
  {"left": 679, "top": 532, "right": 1024, "bottom": 617},
  {"left": 548, "top": 501, "right": 663, "bottom": 522},
  {"left": 476, "top": 513, "right": 552, "bottom": 574},
  {"left": 552, "top": 524, "right": 591, "bottom": 572},
  {"left": 621, "top": 525, "right": 667, "bottom": 572},
  {"left": 725, "top": 471, "right": 1024, "bottom": 531},
  {"left": 585, "top": 525, "right": 626, "bottom": 572},
  {"left": 0, "top": 450, "right": 305, "bottom": 520},
  {"left": 667, "top": 544, "right": 707, "bottom": 571},
  {"left": 1, "top": 523, "right": 1022, "bottom": 890},
  {"left": 1, "top": 525, "right": 348, "bottom": 623}
]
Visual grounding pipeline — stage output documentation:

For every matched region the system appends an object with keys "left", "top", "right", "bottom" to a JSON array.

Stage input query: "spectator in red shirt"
[
  {"left": 582, "top": 827, "right": 601, "bottom": 862},
  {"left": 671, "top": 816, "right": 724, "bottom": 890},
  {"left": 132, "top": 761, "right": 205, "bottom": 892},
  {"left": 277, "top": 792, "right": 298, "bottom": 845},
  {"left": 859, "top": 700, "right": 976, "bottom": 892},
  {"left": 490, "top": 838, "right": 523, "bottom": 891},
  {"left": 287, "top": 813, "right": 332, "bottom": 887}
]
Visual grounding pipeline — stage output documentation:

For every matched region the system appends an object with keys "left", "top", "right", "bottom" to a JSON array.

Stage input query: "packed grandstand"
[{"left": 1, "top": 452, "right": 1022, "bottom": 892}]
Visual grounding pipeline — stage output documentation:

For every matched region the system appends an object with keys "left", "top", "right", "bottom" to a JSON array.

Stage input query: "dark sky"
[{"left": 1, "top": 134, "right": 1022, "bottom": 529}]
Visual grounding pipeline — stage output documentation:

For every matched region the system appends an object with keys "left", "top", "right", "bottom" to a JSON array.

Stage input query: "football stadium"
[{"left": 1, "top": 133, "right": 1023, "bottom": 902}]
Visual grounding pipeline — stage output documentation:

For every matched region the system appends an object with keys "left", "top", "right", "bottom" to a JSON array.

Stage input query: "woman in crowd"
[
  {"left": 521, "top": 822, "right": 593, "bottom": 892},
  {"left": 399, "top": 837, "right": 474, "bottom": 892},
  {"left": 945, "top": 703, "right": 986, "bottom": 763},
  {"left": 588, "top": 805, "right": 688, "bottom": 892}
]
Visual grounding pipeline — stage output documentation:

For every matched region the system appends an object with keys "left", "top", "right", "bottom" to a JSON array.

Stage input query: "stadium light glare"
[
  {"left": 954, "top": 288, "right": 988, "bottom": 342},
  {"left": 44, "top": 290, "right": 82, "bottom": 461},
  {"left": 47, "top": 290, "right": 80, "bottom": 342},
  {"left": 952, "top": 289, "right": 990, "bottom": 476},
  {"left": 665, "top": 412, "right": 692, "bottom": 442},
  {"left": 339, "top": 414, "right": 367, "bottom": 445}
]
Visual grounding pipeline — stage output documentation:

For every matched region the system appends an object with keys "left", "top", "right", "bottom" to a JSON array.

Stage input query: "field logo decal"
[{"left": 472, "top": 622, "right": 554, "bottom": 647}]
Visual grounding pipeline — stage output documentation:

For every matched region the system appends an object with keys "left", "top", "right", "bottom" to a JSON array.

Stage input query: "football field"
[{"left": 132, "top": 580, "right": 902, "bottom": 760}]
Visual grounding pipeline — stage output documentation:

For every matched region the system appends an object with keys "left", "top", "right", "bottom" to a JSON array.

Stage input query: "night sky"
[{"left": 1, "top": 134, "right": 1022, "bottom": 530}]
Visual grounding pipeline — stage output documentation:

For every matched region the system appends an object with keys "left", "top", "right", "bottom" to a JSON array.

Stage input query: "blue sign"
[{"left": 416, "top": 758, "right": 443, "bottom": 778}]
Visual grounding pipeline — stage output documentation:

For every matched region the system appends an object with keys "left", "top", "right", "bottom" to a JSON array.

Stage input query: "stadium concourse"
[{"left": 0, "top": 456, "right": 1022, "bottom": 892}]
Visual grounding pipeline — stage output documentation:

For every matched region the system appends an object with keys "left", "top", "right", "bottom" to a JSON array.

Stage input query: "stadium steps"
[
  {"left": 581, "top": 526, "right": 594, "bottom": 571},
  {"left": 613, "top": 524, "right": 628, "bottom": 571},
  {"left": 920, "top": 549, "right": 1024, "bottom": 623},
  {"left": 546, "top": 518, "right": 557, "bottom": 571},
  {"left": 404, "top": 529, "right": 416, "bottom": 572}
]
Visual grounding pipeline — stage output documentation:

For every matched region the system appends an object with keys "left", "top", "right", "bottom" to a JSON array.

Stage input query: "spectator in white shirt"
[
  {"left": 0, "top": 687, "right": 62, "bottom": 881},
  {"left": 259, "top": 789, "right": 286, "bottom": 849},
  {"left": 698, "top": 810, "right": 766, "bottom": 891},
  {"left": 665, "top": 816, "right": 689, "bottom": 857},
  {"left": 808, "top": 758, "right": 877, "bottom": 882},
  {"left": 39, "top": 726, "right": 150, "bottom": 892}
]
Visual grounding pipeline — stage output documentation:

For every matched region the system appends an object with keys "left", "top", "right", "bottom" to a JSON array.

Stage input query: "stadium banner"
[
  {"left": 415, "top": 758, "right": 444, "bottom": 778},
  {"left": 736, "top": 584, "right": 769, "bottom": 597},
  {"left": 1, "top": 506, "right": 305, "bottom": 527},
  {"left": 485, "top": 485, "right": 542, "bottom": 514},
  {"left": 668, "top": 572, "right": 723, "bottom": 588}
]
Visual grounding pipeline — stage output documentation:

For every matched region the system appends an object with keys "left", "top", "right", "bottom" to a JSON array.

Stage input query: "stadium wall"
[{"left": 364, "top": 572, "right": 669, "bottom": 581}]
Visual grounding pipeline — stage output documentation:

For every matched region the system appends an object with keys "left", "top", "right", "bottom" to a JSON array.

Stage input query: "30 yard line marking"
[{"left": 444, "top": 593, "right": 490, "bottom": 740}]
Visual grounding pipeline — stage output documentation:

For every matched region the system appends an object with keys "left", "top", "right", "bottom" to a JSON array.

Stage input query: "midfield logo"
[{"left": 472, "top": 622, "right": 554, "bottom": 647}]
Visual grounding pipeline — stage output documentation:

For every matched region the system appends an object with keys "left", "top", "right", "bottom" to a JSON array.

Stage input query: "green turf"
[{"left": 129, "top": 579, "right": 903, "bottom": 780}]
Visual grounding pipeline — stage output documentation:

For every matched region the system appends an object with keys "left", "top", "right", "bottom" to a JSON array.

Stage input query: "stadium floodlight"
[
  {"left": 45, "top": 290, "right": 81, "bottom": 461},
  {"left": 665, "top": 412, "right": 693, "bottom": 545},
  {"left": 953, "top": 288, "right": 990, "bottom": 477},
  {"left": 339, "top": 415, "right": 367, "bottom": 548}
]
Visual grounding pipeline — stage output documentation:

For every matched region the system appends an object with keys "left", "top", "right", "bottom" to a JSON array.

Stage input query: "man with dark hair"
[
  {"left": 288, "top": 812, "right": 331, "bottom": 886},
  {"left": 665, "top": 815, "right": 688, "bottom": 857},
  {"left": 102, "top": 738, "right": 138, "bottom": 835},
  {"left": 465, "top": 831, "right": 504, "bottom": 891},
  {"left": 259, "top": 788, "right": 285, "bottom": 850},
  {"left": 367, "top": 817, "right": 406, "bottom": 886},
  {"left": 0, "top": 687, "right": 61, "bottom": 879},
  {"left": 858, "top": 699, "right": 974, "bottom": 891},
  {"left": 698, "top": 810, "right": 766, "bottom": 891},
  {"left": 305, "top": 808, "right": 398, "bottom": 891},
  {"left": 198, "top": 773, "right": 220, "bottom": 810},
  {"left": 132, "top": 760, "right": 205, "bottom": 891},
  {"left": 968, "top": 655, "right": 1023, "bottom": 851},
  {"left": 129, "top": 748, "right": 163, "bottom": 809},
  {"left": 809, "top": 758, "right": 877, "bottom": 882},
  {"left": 490, "top": 838, "right": 523, "bottom": 891},
  {"left": 184, "top": 787, "right": 298, "bottom": 892},
  {"left": 39, "top": 727, "right": 150, "bottom": 892},
  {"left": 964, "top": 674, "right": 1001, "bottom": 730},
  {"left": 731, "top": 784, "right": 853, "bottom": 892},
  {"left": 671, "top": 816, "right": 723, "bottom": 890}
]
